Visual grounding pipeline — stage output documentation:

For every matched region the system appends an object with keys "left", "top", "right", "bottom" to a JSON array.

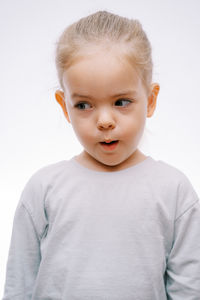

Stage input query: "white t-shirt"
[{"left": 3, "top": 156, "right": 200, "bottom": 299}]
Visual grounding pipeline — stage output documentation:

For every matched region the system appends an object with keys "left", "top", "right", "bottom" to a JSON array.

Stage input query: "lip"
[
  {"left": 100, "top": 140, "right": 119, "bottom": 151},
  {"left": 100, "top": 139, "right": 117, "bottom": 143},
  {"left": 104, "top": 140, "right": 112, "bottom": 143}
]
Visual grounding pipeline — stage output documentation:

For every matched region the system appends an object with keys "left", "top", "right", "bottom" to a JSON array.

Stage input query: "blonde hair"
[{"left": 55, "top": 11, "right": 153, "bottom": 94}]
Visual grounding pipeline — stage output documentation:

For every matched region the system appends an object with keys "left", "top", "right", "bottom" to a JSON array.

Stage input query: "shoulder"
[
  {"left": 150, "top": 158, "right": 199, "bottom": 218},
  {"left": 19, "top": 159, "right": 73, "bottom": 207},
  {"left": 12, "top": 160, "right": 72, "bottom": 239},
  {"left": 150, "top": 158, "right": 188, "bottom": 182},
  {"left": 149, "top": 158, "right": 195, "bottom": 191},
  {"left": 25, "top": 159, "right": 72, "bottom": 187},
  {"left": 151, "top": 158, "right": 198, "bottom": 195}
]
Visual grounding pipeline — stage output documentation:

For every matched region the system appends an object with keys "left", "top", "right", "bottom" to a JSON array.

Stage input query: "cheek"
[
  {"left": 70, "top": 117, "right": 93, "bottom": 140},
  {"left": 123, "top": 111, "right": 146, "bottom": 132},
  {"left": 125, "top": 111, "right": 146, "bottom": 128}
]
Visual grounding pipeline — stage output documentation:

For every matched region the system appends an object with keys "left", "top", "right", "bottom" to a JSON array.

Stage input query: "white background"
[{"left": 1, "top": 0, "right": 200, "bottom": 295}]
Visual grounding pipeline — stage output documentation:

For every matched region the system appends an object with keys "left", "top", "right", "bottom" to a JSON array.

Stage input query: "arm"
[
  {"left": 2, "top": 202, "right": 41, "bottom": 300},
  {"left": 165, "top": 199, "right": 200, "bottom": 299}
]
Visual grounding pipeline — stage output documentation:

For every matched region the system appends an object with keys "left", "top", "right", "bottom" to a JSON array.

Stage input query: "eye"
[
  {"left": 115, "top": 99, "right": 132, "bottom": 107},
  {"left": 74, "top": 102, "right": 92, "bottom": 110}
]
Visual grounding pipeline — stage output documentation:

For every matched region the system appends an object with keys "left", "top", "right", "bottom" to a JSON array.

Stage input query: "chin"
[
  {"left": 85, "top": 150, "right": 126, "bottom": 168},
  {"left": 98, "top": 157, "right": 124, "bottom": 167}
]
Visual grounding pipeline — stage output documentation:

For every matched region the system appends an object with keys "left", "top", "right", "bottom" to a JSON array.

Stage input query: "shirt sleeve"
[
  {"left": 165, "top": 177, "right": 200, "bottom": 299},
  {"left": 2, "top": 172, "right": 49, "bottom": 300},
  {"left": 2, "top": 203, "right": 41, "bottom": 300}
]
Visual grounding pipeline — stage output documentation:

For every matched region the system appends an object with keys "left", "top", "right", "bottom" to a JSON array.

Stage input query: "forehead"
[{"left": 62, "top": 49, "right": 144, "bottom": 99}]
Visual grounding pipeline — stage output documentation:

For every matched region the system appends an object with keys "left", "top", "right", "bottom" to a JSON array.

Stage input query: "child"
[{"left": 3, "top": 11, "right": 200, "bottom": 300}]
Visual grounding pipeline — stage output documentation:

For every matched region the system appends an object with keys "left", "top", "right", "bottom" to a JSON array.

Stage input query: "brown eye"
[{"left": 115, "top": 99, "right": 132, "bottom": 107}]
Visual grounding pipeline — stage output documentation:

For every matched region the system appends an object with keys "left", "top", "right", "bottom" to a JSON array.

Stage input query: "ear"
[
  {"left": 55, "top": 90, "right": 71, "bottom": 123},
  {"left": 147, "top": 83, "right": 160, "bottom": 118}
]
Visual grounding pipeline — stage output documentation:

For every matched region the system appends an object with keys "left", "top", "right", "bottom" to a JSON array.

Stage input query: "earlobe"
[
  {"left": 55, "top": 90, "right": 71, "bottom": 123},
  {"left": 147, "top": 83, "right": 160, "bottom": 118}
]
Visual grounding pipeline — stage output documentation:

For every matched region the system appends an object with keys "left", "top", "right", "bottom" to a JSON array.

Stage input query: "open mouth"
[
  {"left": 100, "top": 140, "right": 119, "bottom": 151},
  {"left": 100, "top": 140, "right": 118, "bottom": 145}
]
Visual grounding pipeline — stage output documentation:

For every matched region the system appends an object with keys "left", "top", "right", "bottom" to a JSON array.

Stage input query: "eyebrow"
[{"left": 71, "top": 90, "right": 137, "bottom": 99}]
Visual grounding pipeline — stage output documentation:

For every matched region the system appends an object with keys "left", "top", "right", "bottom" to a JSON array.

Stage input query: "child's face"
[{"left": 56, "top": 49, "right": 159, "bottom": 171}]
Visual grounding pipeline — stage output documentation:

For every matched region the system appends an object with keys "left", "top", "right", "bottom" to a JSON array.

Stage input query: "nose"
[{"left": 97, "top": 109, "right": 116, "bottom": 130}]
